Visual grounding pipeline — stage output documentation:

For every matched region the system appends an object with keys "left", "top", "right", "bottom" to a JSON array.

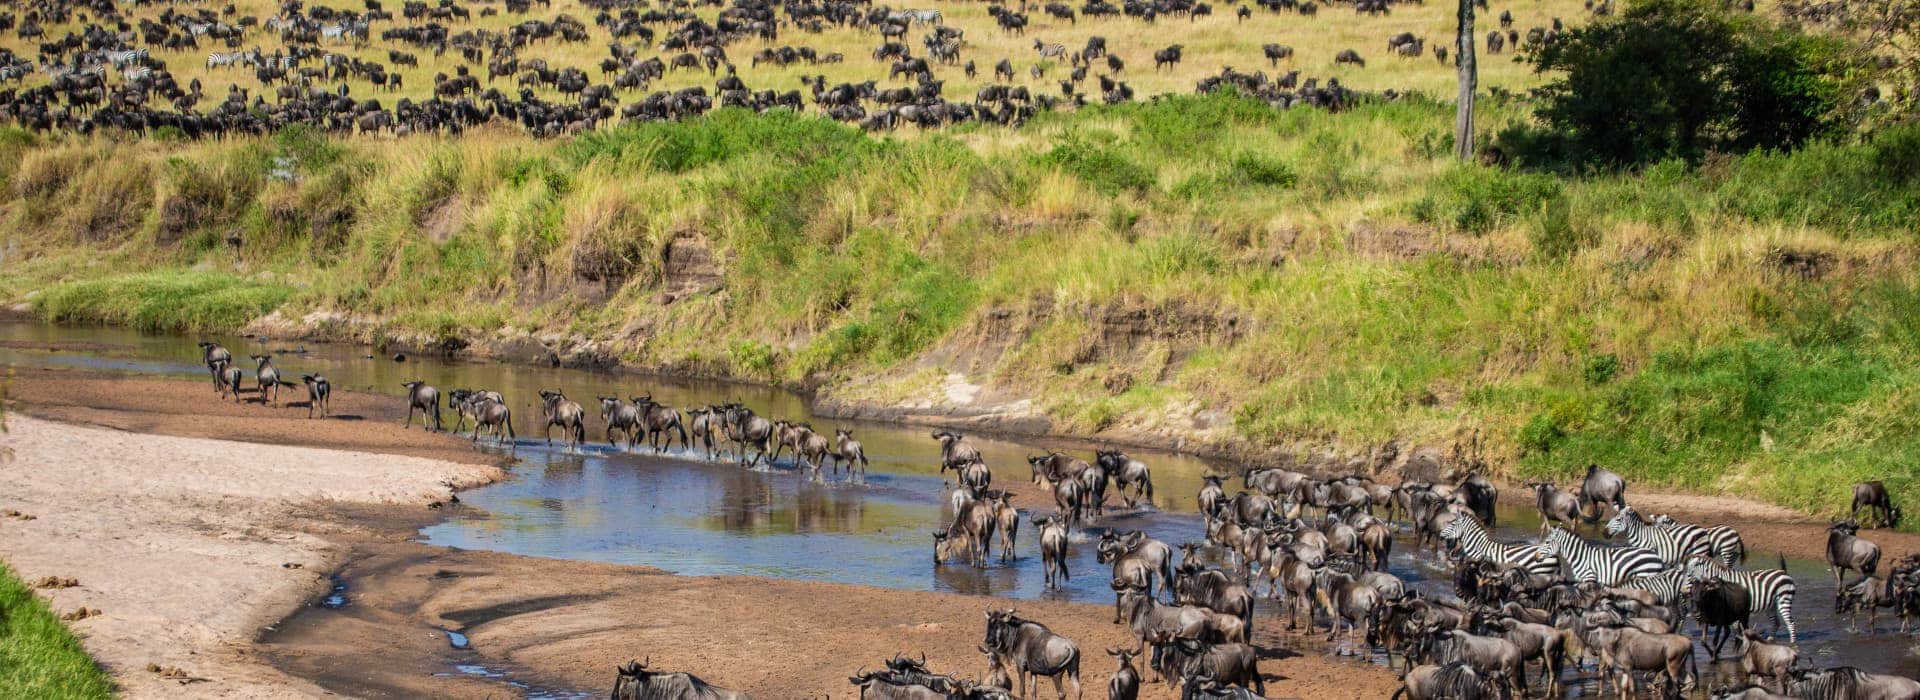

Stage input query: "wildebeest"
[
  {"left": 1837, "top": 574, "right": 1902, "bottom": 634},
  {"left": 217, "top": 361, "right": 246, "bottom": 402},
  {"left": 248, "top": 354, "right": 290, "bottom": 405},
  {"left": 1827, "top": 519, "right": 1882, "bottom": 587},
  {"left": 538, "top": 389, "right": 586, "bottom": 450},
  {"left": 833, "top": 429, "right": 870, "bottom": 477},
  {"left": 933, "top": 430, "right": 983, "bottom": 471},
  {"left": 984, "top": 609, "right": 1082, "bottom": 700},
  {"left": 1198, "top": 475, "right": 1228, "bottom": 519},
  {"left": 610, "top": 658, "right": 750, "bottom": 699},
  {"left": 1096, "top": 450, "right": 1155, "bottom": 509},
  {"left": 458, "top": 391, "right": 515, "bottom": 447},
  {"left": 1153, "top": 44, "right": 1183, "bottom": 70},
  {"left": 1736, "top": 629, "right": 1797, "bottom": 692},
  {"left": 1581, "top": 464, "right": 1628, "bottom": 522},
  {"left": 1692, "top": 577, "right": 1753, "bottom": 658},
  {"left": 1526, "top": 482, "right": 1581, "bottom": 534},
  {"left": 1785, "top": 666, "right": 1920, "bottom": 700},
  {"left": 402, "top": 381, "right": 442, "bottom": 430},
  {"left": 992, "top": 493, "right": 1020, "bottom": 562},
  {"left": 1427, "top": 629, "right": 1522, "bottom": 698},
  {"left": 1851, "top": 481, "right": 1901, "bottom": 529},
  {"left": 1315, "top": 569, "right": 1381, "bottom": 649},
  {"left": 1390, "top": 663, "right": 1504, "bottom": 700},
  {"left": 1459, "top": 473, "right": 1497, "bottom": 526},
  {"left": 600, "top": 397, "right": 644, "bottom": 449},
  {"left": 1107, "top": 647, "right": 1142, "bottom": 700},
  {"left": 301, "top": 374, "right": 331, "bottom": 418},
  {"left": 688, "top": 408, "right": 721, "bottom": 460},
  {"left": 1037, "top": 514, "right": 1072, "bottom": 588},
  {"left": 1334, "top": 49, "right": 1365, "bottom": 67},
  {"left": 724, "top": 403, "right": 774, "bottom": 466},
  {"left": 1151, "top": 635, "right": 1261, "bottom": 695},
  {"left": 1261, "top": 43, "right": 1292, "bottom": 66},
  {"left": 1098, "top": 530, "right": 1176, "bottom": 605},
  {"left": 1583, "top": 624, "right": 1696, "bottom": 700},
  {"left": 631, "top": 395, "right": 689, "bottom": 452},
  {"left": 199, "top": 341, "right": 232, "bottom": 392}
]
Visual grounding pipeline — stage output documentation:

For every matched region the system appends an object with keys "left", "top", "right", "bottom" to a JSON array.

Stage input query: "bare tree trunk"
[{"left": 1455, "top": 0, "right": 1478, "bottom": 160}]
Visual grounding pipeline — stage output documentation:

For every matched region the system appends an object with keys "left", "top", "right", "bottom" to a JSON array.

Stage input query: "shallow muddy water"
[{"left": 6, "top": 320, "right": 1918, "bottom": 694}]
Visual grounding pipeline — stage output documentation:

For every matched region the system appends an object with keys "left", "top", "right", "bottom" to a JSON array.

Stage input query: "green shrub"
[
  {"left": 1524, "top": 0, "right": 1859, "bottom": 168},
  {"left": 1414, "top": 166, "right": 1564, "bottom": 234},
  {"left": 36, "top": 272, "right": 293, "bottom": 333},
  {"left": 1037, "top": 140, "right": 1156, "bottom": 195}
]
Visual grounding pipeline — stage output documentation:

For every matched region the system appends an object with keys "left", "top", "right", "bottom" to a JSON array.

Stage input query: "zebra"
[
  {"left": 1613, "top": 568, "right": 1692, "bottom": 607},
  {"left": 1438, "top": 515, "right": 1561, "bottom": 578},
  {"left": 1605, "top": 506, "right": 1709, "bottom": 566},
  {"left": 1685, "top": 552, "right": 1796, "bottom": 643},
  {"left": 900, "top": 8, "right": 943, "bottom": 24},
  {"left": 207, "top": 50, "right": 257, "bottom": 69},
  {"left": 121, "top": 66, "right": 153, "bottom": 82},
  {"left": 1033, "top": 40, "right": 1067, "bottom": 59},
  {"left": 1542, "top": 526, "right": 1665, "bottom": 586},
  {"left": 104, "top": 48, "right": 148, "bottom": 66},
  {"left": 1652, "top": 513, "right": 1745, "bottom": 566}
]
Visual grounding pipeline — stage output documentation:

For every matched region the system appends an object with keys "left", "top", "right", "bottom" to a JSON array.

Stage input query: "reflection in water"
[{"left": 7, "top": 320, "right": 1920, "bottom": 688}]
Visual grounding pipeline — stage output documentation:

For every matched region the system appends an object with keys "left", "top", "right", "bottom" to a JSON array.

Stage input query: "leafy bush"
[
  {"left": 1523, "top": 0, "right": 1858, "bottom": 168},
  {"left": 1037, "top": 140, "right": 1156, "bottom": 195},
  {"left": 1412, "top": 166, "right": 1564, "bottom": 234}
]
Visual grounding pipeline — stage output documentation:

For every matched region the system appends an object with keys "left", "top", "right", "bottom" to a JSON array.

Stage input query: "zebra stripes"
[
  {"left": 899, "top": 8, "right": 943, "bottom": 24},
  {"left": 1034, "top": 41, "right": 1067, "bottom": 58},
  {"left": 1613, "top": 568, "right": 1692, "bottom": 606},
  {"left": 104, "top": 49, "right": 148, "bottom": 66},
  {"left": 206, "top": 50, "right": 258, "bottom": 68},
  {"left": 1653, "top": 513, "right": 1745, "bottom": 566},
  {"left": 1605, "top": 506, "right": 1709, "bottom": 565},
  {"left": 1438, "top": 515, "right": 1561, "bottom": 578},
  {"left": 1686, "top": 553, "right": 1796, "bottom": 643},
  {"left": 1543, "top": 526, "right": 1665, "bottom": 586}
]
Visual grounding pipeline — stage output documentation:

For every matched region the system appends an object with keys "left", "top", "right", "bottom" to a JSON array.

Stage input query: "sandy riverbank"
[{"left": 0, "top": 415, "right": 503, "bottom": 697}]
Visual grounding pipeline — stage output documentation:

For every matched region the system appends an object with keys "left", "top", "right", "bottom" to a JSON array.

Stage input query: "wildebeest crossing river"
[{"left": 4, "top": 320, "right": 1918, "bottom": 696}]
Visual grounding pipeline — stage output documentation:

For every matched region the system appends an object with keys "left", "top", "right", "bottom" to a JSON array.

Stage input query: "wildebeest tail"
[{"left": 1142, "top": 476, "right": 1154, "bottom": 505}]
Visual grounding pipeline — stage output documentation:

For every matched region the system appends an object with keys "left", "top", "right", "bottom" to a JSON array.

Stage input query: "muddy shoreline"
[{"left": 7, "top": 365, "right": 1918, "bottom": 696}]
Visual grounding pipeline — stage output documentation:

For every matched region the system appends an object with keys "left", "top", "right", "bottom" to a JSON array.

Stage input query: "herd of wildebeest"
[
  {"left": 0, "top": 0, "right": 1608, "bottom": 136},
  {"left": 194, "top": 341, "right": 1920, "bottom": 699}
]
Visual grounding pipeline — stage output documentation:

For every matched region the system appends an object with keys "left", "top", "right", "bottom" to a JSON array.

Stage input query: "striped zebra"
[
  {"left": 901, "top": 8, "right": 944, "bottom": 25},
  {"left": 207, "top": 50, "right": 257, "bottom": 69},
  {"left": 1652, "top": 513, "right": 1745, "bottom": 566},
  {"left": 1605, "top": 506, "right": 1709, "bottom": 565},
  {"left": 1542, "top": 526, "right": 1665, "bottom": 586},
  {"left": 1686, "top": 552, "right": 1796, "bottom": 643},
  {"left": 1438, "top": 515, "right": 1561, "bottom": 578},
  {"left": 1613, "top": 568, "right": 1692, "bottom": 606},
  {"left": 104, "top": 48, "right": 148, "bottom": 66},
  {"left": 121, "top": 66, "right": 153, "bottom": 82},
  {"left": 1033, "top": 40, "right": 1067, "bottom": 58}
]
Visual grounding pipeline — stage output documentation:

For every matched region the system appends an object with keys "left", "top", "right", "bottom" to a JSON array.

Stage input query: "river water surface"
[{"left": 5, "top": 321, "right": 1917, "bottom": 695}]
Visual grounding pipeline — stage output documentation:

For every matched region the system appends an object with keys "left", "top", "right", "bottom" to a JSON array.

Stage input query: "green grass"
[
  {"left": 0, "top": 562, "right": 113, "bottom": 699},
  {"left": 5, "top": 96, "right": 1920, "bottom": 524},
  {"left": 35, "top": 272, "right": 294, "bottom": 334}
]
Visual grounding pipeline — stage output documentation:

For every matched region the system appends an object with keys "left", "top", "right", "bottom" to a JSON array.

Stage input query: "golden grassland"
[{"left": 5, "top": 0, "right": 1592, "bottom": 106}]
